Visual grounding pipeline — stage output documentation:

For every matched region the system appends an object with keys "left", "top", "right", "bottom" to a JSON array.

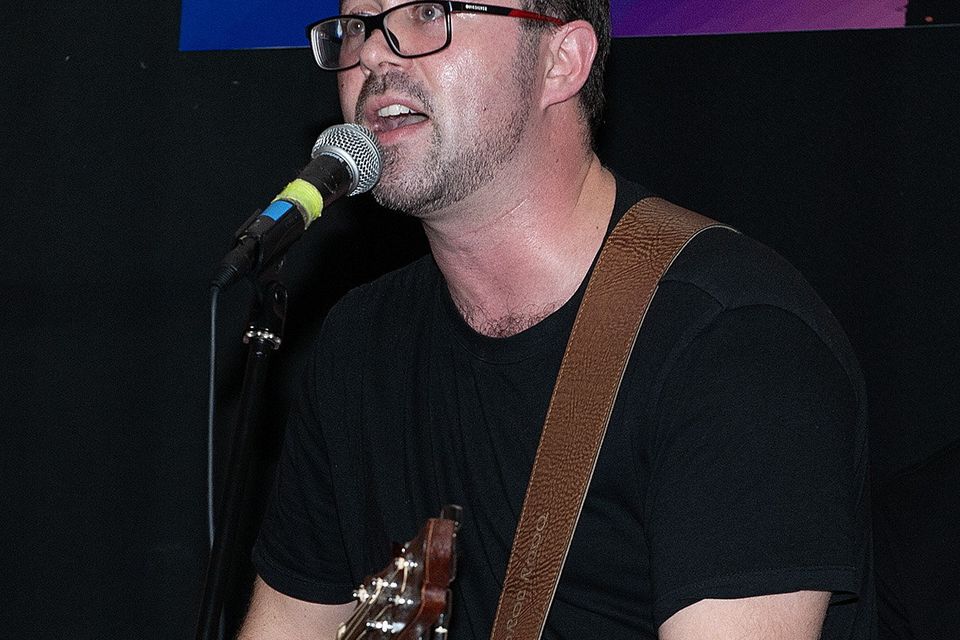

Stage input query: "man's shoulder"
[
  {"left": 611, "top": 181, "right": 822, "bottom": 316},
  {"left": 648, "top": 213, "right": 864, "bottom": 390},
  {"left": 661, "top": 221, "right": 825, "bottom": 317}
]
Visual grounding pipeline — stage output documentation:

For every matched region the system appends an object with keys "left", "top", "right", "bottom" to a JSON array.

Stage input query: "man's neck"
[{"left": 420, "top": 152, "right": 617, "bottom": 338}]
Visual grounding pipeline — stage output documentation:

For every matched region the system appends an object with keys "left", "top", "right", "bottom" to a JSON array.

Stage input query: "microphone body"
[{"left": 212, "top": 124, "right": 382, "bottom": 290}]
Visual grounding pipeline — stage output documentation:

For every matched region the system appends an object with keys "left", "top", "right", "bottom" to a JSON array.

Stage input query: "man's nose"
[{"left": 358, "top": 27, "right": 404, "bottom": 73}]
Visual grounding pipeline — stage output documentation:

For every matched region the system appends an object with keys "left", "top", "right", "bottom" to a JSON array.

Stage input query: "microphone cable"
[
  {"left": 206, "top": 285, "right": 224, "bottom": 640},
  {"left": 207, "top": 285, "right": 219, "bottom": 552}
]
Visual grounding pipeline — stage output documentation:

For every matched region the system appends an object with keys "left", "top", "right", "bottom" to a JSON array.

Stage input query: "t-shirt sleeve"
[
  {"left": 645, "top": 304, "right": 867, "bottom": 626},
  {"left": 251, "top": 302, "right": 360, "bottom": 604}
]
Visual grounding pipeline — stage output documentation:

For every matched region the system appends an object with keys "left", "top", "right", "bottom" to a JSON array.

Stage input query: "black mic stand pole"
[{"left": 196, "top": 263, "right": 288, "bottom": 640}]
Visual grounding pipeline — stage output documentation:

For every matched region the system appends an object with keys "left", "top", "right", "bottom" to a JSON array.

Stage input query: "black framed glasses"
[{"left": 305, "top": 1, "right": 565, "bottom": 71}]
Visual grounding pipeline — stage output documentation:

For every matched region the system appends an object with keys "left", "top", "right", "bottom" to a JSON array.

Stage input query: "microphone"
[{"left": 212, "top": 123, "right": 383, "bottom": 290}]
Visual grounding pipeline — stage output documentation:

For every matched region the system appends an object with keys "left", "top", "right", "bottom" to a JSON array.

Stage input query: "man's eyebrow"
[{"left": 341, "top": 2, "right": 372, "bottom": 15}]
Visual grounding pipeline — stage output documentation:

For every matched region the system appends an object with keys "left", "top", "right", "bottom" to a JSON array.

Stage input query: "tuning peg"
[
  {"left": 353, "top": 585, "right": 370, "bottom": 603},
  {"left": 431, "top": 588, "right": 454, "bottom": 638},
  {"left": 440, "top": 504, "right": 463, "bottom": 528},
  {"left": 365, "top": 619, "right": 406, "bottom": 634}
]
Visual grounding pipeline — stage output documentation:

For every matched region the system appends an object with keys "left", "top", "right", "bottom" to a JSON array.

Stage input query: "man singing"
[{"left": 239, "top": 1, "right": 873, "bottom": 637}]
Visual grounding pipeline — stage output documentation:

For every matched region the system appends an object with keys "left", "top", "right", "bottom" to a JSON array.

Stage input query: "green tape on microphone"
[{"left": 274, "top": 178, "right": 324, "bottom": 225}]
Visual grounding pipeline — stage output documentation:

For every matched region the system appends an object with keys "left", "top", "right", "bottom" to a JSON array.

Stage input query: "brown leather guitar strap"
[{"left": 489, "top": 197, "right": 732, "bottom": 640}]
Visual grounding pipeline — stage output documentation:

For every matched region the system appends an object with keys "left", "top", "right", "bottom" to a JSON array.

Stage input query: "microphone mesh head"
[{"left": 311, "top": 123, "right": 383, "bottom": 196}]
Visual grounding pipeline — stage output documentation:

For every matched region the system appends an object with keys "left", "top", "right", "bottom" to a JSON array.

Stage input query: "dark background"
[{"left": 2, "top": 2, "right": 958, "bottom": 638}]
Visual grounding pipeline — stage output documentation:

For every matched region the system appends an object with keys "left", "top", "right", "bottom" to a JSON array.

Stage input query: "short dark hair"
[{"left": 521, "top": 0, "right": 611, "bottom": 140}]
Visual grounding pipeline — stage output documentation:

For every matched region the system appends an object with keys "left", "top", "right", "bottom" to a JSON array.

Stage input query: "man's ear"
[{"left": 540, "top": 20, "right": 598, "bottom": 109}]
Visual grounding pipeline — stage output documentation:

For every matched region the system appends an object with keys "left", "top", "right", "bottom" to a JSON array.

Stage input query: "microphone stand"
[{"left": 196, "top": 263, "right": 288, "bottom": 640}]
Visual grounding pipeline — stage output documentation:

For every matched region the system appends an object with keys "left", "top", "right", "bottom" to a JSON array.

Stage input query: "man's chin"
[{"left": 371, "top": 175, "right": 440, "bottom": 217}]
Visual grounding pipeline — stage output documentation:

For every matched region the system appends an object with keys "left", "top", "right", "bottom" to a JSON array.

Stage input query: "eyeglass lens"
[{"left": 313, "top": 2, "right": 450, "bottom": 70}]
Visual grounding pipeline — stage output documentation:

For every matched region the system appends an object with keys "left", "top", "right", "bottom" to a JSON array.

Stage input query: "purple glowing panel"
[
  {"left": 611, "top": 0, "right": 906, "bottom": 37},
  {"left": 179, "top": 0, "right": 910, "bottom": 51}
]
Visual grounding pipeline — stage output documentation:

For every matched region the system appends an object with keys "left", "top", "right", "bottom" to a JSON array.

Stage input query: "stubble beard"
[{"left": 356, "top": 57, "right": 535, "bottom": 218}]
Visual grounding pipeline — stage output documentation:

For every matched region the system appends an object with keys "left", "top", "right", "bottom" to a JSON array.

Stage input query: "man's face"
[{"left": 337, "top": 1, "right": 539, "bottom": 217}]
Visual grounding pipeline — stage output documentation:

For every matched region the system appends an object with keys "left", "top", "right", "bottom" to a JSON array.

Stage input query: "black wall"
[{"left": 3, "top": 3, "right": 958, "bottom": 638}]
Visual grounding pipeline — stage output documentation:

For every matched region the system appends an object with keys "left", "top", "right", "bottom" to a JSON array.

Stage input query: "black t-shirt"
[
  {"left": 253, "top": 178, "right": 874, "bottom": 638},
  {"left": 875, "top": 439, "right": 960, "bottom": 638}
]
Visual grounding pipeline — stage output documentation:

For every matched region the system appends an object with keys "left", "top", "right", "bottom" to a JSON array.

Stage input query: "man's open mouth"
[{"left": 372, "top": 104, "right": 429, "bottom": 133}]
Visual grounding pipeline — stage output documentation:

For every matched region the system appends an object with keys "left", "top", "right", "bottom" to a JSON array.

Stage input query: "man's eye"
[
  {"left": 344, "top": 19, "right": 366, "bottom": 37},
  {"left": 414, "top": 4, "right": 442, "bottom": 23}
]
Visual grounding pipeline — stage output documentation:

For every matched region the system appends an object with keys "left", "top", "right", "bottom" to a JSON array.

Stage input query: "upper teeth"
[{"left": 378, "top": 104, "right": 415, "bottom": 117}]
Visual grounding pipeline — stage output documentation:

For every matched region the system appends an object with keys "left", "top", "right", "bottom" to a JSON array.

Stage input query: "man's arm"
[
  {"left": 659, "top": 590, "right": 830, "bottom": 640},
  {"left": 237, "top": 576, "right": 355, "bottom": 640}
]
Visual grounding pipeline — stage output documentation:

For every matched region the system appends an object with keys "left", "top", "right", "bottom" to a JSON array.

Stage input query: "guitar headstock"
[{"left": 336, "top": 505, "right": 462, "bottom": 640}]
